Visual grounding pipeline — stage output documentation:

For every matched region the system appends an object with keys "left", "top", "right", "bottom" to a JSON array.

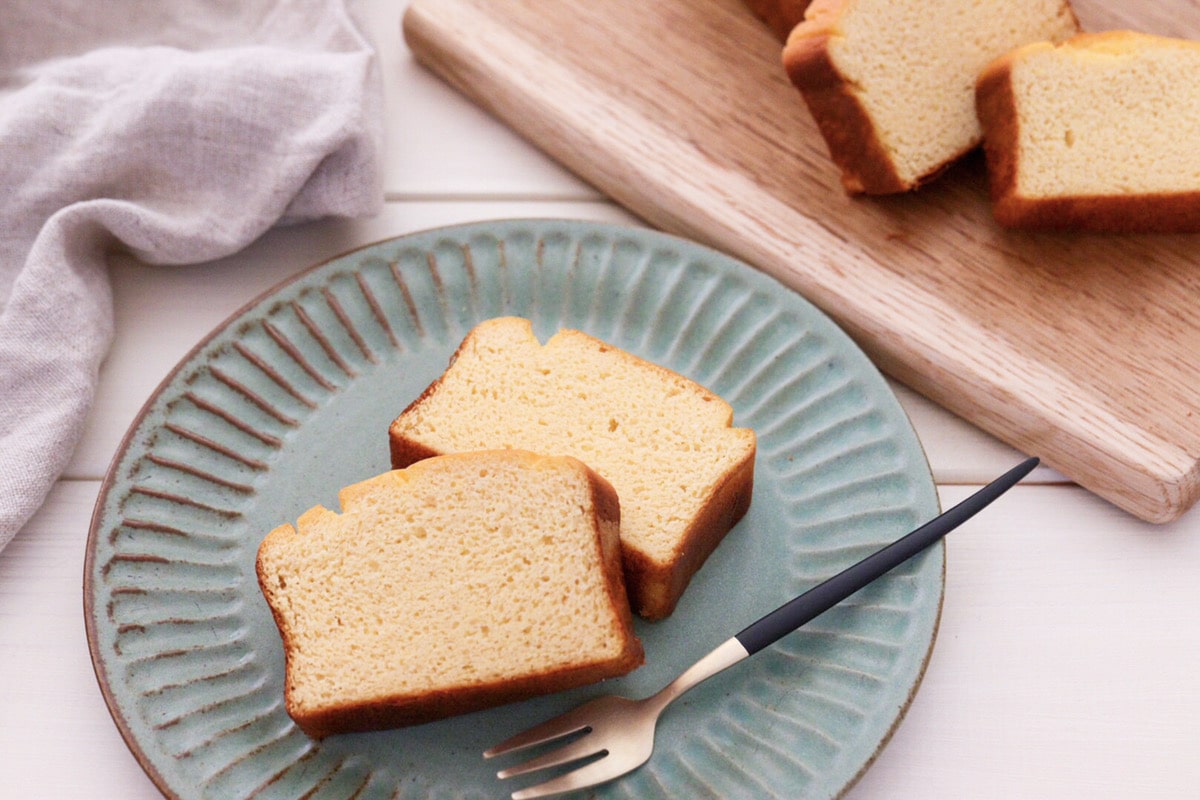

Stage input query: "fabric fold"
[{"left": 0, "top": 0, "right": 384, "bottom": 547}]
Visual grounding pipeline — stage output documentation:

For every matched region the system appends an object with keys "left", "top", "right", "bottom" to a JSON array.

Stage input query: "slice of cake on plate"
[
  {"left": 256, "top": 449, "right": 643, "bottom": 737},
  {"left": 389, "top": 317, "right": 757, "bottom": 621}
]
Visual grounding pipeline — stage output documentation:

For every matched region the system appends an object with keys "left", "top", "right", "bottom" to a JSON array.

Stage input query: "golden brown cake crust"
[
  {"left": 991, "top": 191, "right": 1200, "bottom": 233},
  {"left": 256, "top": 452, "right": 643, "bottom": 738},
  {"left": 741, "top": 0, "right": 812, "bottom": 42},
  {"left": 974, "top": 47, "right": 1023, "bottom": 218},
  {"left": 621, "top": 448, "right": 756, "bottom": 619},
  {"left": 784, "top": 0, "right": 1078, "bottom": 196},
  {"left": 284, "top": 647, "right": 644, "bottom": 738},
  {"left": 976, "top": 33, "right": 1200, "bottom": 233},
  {"left": 782, "top": 25, "right": 917, "bottom": 194},
  {"left": 388, "top": 332, "right": 469, "bottom": 469}
]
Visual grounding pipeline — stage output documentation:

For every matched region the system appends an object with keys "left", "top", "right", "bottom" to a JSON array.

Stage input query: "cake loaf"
[
  {"left": 389, "top": 317, "right": 757, "bottom": 621},
  {"left": 976, "top": 31, "right": 1200, "bottom": 232},
  {"left": 256, "top": 450, "right": 643, "bottom": 737},
  {"left": 783, "top": 0, "right": 1078, "bottom": 194}
]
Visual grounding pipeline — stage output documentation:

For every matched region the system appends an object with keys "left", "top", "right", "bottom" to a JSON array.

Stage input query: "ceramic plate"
[{"left": 85, "top": 219, "right": 941, "bottom": 800}]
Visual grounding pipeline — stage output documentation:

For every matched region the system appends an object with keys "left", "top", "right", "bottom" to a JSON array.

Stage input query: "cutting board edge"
[{"left": 401, "top": 0, "right": 1200, "bottom": 524}]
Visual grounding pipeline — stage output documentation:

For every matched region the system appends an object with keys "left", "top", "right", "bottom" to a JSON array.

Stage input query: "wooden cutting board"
[{"left": 403, "top": 0, "right": 1200, "bottom": 524}]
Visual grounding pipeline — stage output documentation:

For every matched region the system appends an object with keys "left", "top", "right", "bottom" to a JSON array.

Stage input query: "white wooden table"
[{"left": 4, "top": 2, "right": 1199, "bottom": 797}]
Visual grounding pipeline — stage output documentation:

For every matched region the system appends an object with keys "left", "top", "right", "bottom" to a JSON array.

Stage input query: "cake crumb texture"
[
  {"left": 784, "top": 0, "right": 1078, "bottom": 193},
  {"left": 256, "top": 449, "right": 643, "bottom": 737},
  {"left": 389, "top": 317, "right": 757, "bottom": 621},
  {"left": 977, "top": 31, "right": 1200, "bottom": 231}
]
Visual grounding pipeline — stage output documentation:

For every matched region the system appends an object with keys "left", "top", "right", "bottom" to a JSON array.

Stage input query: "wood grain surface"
[{"left": 402, "top": 0, "right": 1200, "bottom": 524}]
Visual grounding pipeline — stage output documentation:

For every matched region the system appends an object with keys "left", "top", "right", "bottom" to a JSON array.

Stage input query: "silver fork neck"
[{"left": 644, "top": 637, "right": 750, "bottom": 715}]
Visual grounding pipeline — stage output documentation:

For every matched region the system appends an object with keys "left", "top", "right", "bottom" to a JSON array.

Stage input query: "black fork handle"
[{"left": 735, "top": 457, "right": 1039, "bottom": 656}]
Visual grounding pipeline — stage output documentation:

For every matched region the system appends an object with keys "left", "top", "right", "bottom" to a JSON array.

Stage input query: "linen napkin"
[{"left": 0, "top": 0, "right": 384, "bottom": 549}]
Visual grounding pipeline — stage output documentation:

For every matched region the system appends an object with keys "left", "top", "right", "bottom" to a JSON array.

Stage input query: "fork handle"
[{"left": 734, "top": 457, "right": 1039, "bottom": 656}]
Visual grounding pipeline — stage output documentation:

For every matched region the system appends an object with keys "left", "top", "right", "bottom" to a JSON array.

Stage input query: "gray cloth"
[{"left": 0, "top": 1, "right": 384, "bottom": 549}]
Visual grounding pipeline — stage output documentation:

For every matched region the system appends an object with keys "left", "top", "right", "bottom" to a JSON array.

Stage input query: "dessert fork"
[{"left": 485, "top": 456, "right": 1039, "bottom": 799}]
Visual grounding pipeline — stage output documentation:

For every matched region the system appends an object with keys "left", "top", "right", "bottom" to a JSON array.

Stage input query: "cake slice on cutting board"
[
  {"left": 976, "top": 30, "right": 1200, "bottom": 232},
  {"left": 782, "top": 0, "right": 1079, "bottom": 193}
]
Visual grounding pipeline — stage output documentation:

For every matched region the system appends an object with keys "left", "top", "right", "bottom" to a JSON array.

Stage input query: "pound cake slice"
[
  {"left": 390, "top": 317, "right": 757, "bottom": 621},
  {"left": 783, "top": 0, "right": 1078, "bottom": 194},
  {"left": 256, "top": 450, "right": 643, "bottom": 738},
  {"left": 976, "top": 31, "right": 1200, "bottom": 232}
]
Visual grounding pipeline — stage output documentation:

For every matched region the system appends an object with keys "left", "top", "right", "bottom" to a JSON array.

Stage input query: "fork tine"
[
  {"left": 484, "top": 703, "right": 597, "bottom": 758},
  {"left": 496, "top": 734, "right": 605, "bottom": 779},
  {"left": 508, "top": 752, "right": 632, "bottom": 800}
]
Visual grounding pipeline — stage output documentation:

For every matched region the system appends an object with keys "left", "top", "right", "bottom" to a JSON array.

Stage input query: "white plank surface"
[
  {"left": 2, "top": 0, "right": 1193, "bottom": 798},
  {"left": 356, "top": 0, "right": 599, "bottom": 199},
  {"left": 851, "top": 485, "right": 1200, "bottom": 799},
  {"left": 1, "top": 481, "right": 164, "bottom": 800},
  {"left": 6, "top": 482, "right": 1198, "bottom": 798}
]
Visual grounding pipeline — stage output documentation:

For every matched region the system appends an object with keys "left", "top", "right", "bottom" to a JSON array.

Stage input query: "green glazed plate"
[{"left": 85, "top": 219, "right": 941, "bottom": 799}]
